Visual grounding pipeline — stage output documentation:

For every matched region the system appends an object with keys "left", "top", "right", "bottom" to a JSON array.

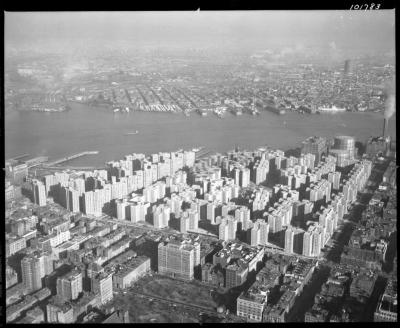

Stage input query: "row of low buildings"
[
  {"left": 341, "top": 159, "right": 396, "bottom": 270},
  {"left": 374, "top": 277, "right": 397, "bottom": 322},
  {"left": 236, "top": 255, "right": 317, "bottom": 322},
  {"left": 305, "top": 265, "right": 379, "bottom": 322},
  {"left": 5, "top": 202, "right": 153, "bottom": 323}
]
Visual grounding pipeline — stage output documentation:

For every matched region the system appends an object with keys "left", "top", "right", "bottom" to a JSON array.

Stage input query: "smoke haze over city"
[{"left": 5, "top": 11, "right": 395, "bottom": 55}]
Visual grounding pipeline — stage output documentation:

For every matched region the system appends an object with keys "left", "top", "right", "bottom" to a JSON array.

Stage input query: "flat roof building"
[
  {"left": 237, "top": 282, "right": 268, "bottom": 322},
  {"left": 112, "top": 255, "right": 150, "bottom": 290},
  {"left": 158, "top": 238, "right": 200, "bottom": 281},
  {"left": 374, "top": 278, "right": 397, "bottom": 322}
]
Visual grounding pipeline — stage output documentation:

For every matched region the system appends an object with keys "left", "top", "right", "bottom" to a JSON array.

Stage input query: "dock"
[
  {"left": 195, "top": 148, "right": 213, "bottom": 159},
  {"left": 7, "top": 154, "right": 30, "bottom": 161},
  {"left": 45, "top": 151, "right": 99, "bottom": 166},
  {"left": 37, "top": 166, "right": 103, "bottom": 171}
]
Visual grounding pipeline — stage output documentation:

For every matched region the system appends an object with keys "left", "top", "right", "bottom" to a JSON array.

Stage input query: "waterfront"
[{"left": 5, "top": 103, "right": 396, "bottom": 166}]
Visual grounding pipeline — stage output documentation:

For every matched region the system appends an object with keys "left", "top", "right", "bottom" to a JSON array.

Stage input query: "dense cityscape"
[
  {"left": 5, "top": 43, "right": 395, "bottom": 117},
  {"left": 4, "top": 11, "right": 397, "bottom": 324},
  {"left": 5, "top": 134, "right": 397, "bottom": 323}
]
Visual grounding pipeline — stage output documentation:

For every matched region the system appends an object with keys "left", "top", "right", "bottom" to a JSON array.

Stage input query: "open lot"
[
  {"left": 105, "top": 273, "right": 224, "bottom": 323},
  {"left": 108, "top": 292, "right": 200, "bottom": 323},
  {"left": 140, "top": 276, "right": 218, "bottom": 309}
]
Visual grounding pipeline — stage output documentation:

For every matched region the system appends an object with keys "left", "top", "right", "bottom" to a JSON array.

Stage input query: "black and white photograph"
[{"left": 4, "top": 9, "right": 397, "bottom": 324}]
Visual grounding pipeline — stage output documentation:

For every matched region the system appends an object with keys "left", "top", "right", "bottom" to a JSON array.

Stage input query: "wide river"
[{"left": 5, "top": 103, "right": 396, "bottom": 167}]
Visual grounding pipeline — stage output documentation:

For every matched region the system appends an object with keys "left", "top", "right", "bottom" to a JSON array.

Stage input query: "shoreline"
[
  {"left": 5, "top": 103, "right": 396, "bottom": 167},
  {"left": 7, "top": 100, "right": 390, "bottom": 117}
]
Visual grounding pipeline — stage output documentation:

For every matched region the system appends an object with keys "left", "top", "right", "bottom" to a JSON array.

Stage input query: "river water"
[{"left": 4, "top": 103, "right": 396, "bottom": 166}]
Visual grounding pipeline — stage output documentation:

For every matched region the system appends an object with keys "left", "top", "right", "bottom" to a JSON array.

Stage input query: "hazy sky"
[{"left": 5, "top": 11, "right": 395, "bottom": 52}]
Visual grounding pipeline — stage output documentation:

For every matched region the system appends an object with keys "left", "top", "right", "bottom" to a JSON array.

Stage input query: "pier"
[
  {"left": 7, "top": 154, "right": 30, "bottom": 161},
  {"left": 37, "top": 166, "right": 103, "bottom": 171},
  {"left": 196, "top": 149, "right": 213, "bottom": 159},
  {"left": 45, "top": 151, "right": 99, "bottom": 166}
]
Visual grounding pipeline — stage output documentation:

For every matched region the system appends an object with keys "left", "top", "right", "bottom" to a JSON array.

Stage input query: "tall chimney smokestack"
[
  {"left": 344, "top": 59, "right": 351, "bottom": 76},
  {"left": 382, "top": 118, "right": 388, "bottom": 138}
]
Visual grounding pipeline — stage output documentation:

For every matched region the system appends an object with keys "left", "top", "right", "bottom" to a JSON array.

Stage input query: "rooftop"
[
  {"left": 112, "top": 256, "right": 150, "bottom": 278},
  {"left": 215, "top": 241, "right": 263, "bottom": 264},
  {"left": 58, "top": 269, "right": 82, "bottom": 282},
  {"left": 240, "top": 282, "right": 268, "bottom": 303}
]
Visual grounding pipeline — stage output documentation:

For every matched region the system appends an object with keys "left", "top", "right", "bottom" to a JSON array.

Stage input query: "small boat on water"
[{"left": 124, "top": 130, "right": 139, "bottom": 135}]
